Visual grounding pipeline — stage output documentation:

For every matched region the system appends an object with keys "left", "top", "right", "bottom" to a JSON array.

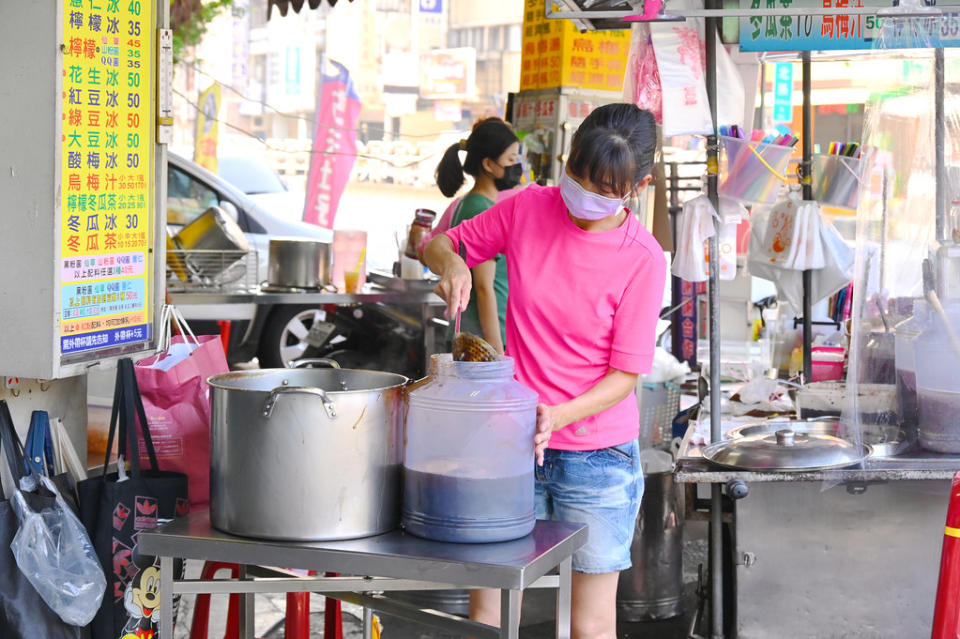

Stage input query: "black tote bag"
[
  {"left": 0, "top": 400, "right": 84, "bottom": 639},
  {"left": 77, "top": 359, "right": 188, "bottom": 639}
]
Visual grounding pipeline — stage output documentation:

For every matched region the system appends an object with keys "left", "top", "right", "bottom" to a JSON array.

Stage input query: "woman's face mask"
[
  {"left": 560, "top": 171, "right": 626, "bottom": 221},
  {"left": 494, "top": 163, "right": 523, "bottom": 191}
]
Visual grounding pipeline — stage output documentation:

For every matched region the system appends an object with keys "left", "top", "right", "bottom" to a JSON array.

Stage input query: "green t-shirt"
[{"left": 446, "top": 192, "right": 508, "bottom": 348}]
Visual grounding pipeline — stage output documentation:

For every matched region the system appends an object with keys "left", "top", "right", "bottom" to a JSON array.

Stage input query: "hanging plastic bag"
[
  {"left": 651, "top": 0, "right": 744, "bottom": 136},
  {"left": 748, "top": 191, "right": 826, "bottom": 272},
  {"left": 136, "top": 304, "right": 228, "bottom": 509},
  {"left": 672, "top": 194, "right": 717, "bottom": 282},
  {"left": 809, "top": 218, "right": 856, "bottom": 302},
  {"left": 622, "top": 23, "right": 663, "bottom": 123},
  {"left": 10, "top": 474, "right": 106, "bottom": 627}
]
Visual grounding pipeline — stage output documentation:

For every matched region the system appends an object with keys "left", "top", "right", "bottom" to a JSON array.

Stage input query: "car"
[
  {"left": 166, "top": 153, "right": 427, "bottom": 377},
  {"left": 217, "top": 154, "right": 308, "bottom": 226},
  {"left": 168, "top": 153, "right": 336, "bottom": 368}
]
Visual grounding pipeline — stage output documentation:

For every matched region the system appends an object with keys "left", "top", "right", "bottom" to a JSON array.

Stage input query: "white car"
[{"left": 167, "top": 153, "right": 334, "bottom": 367}]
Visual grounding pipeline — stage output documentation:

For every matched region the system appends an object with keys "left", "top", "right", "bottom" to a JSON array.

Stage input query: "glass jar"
[
  {"left": 404, "top": 208, "right": 436, "bottom": 259},
  {"left": 403, "top": 357, "right": 537, "bottom": 543}
]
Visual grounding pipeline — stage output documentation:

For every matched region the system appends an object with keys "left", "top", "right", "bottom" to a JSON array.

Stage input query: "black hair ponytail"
[
  {"left": 435, "top": 118, "right": 519, "bottom": 198},
  {"left": 435, "top": 143, "right": 467, "bottom": 198}
]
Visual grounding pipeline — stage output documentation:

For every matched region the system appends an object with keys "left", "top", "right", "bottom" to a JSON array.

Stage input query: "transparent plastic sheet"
[
  {"left": 11, "top": 474, "right": 107, "bottom": 627},
  {"left": 826, "top": 11, "right": 960, "bottom": 489}
]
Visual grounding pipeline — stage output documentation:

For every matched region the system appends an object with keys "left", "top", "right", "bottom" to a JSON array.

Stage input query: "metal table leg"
[
  {"left": 160, "top": 556, "right": 174, "bottom": 639},
  {"left": 555, "top": 557, "right": 572, "bottom": 639},
  {"left": 363, "top": 606, "right": 374, "bottom": 639},
  {"left": 238, "top": 565, "right": 255, "bottom": 639},
  {"left": 499, "top": 589, "right": 522, "bottom": 639}
]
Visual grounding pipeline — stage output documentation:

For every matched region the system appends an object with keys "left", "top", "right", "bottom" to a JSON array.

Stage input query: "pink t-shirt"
[{"left": 445, "top": 184, "right": 667, "bottom": 451}]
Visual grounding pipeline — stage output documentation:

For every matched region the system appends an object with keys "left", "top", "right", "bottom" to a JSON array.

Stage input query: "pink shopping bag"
[{"left": 135, "top": 329, "right": 228, "bottom": 510}]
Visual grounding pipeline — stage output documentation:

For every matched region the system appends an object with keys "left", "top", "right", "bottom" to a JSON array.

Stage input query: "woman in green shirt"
[{"left": 435, "top": 118, "right": 521, "bottom": 354}]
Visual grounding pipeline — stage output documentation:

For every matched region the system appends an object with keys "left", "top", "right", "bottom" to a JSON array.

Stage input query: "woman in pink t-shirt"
[{"left": 425, "top": 104, "right": 666, "bottom": 638}]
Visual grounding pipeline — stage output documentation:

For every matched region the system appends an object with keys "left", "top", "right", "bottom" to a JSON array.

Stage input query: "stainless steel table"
[{"left": 139, "top": 512, "right": 587, "bottom": 639}]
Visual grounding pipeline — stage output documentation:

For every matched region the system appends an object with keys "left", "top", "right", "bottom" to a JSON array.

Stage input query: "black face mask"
[{"left": 494, "top": 163, "right": 523, "bottom": 191}]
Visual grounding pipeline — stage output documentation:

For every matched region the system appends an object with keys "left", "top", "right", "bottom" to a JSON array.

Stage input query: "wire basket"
[
  {"left": 637, "top": 380, "right": 682, "bottom": 449},
  {"left": 166, "top": 249, "right": 259, "bottom": 293}
]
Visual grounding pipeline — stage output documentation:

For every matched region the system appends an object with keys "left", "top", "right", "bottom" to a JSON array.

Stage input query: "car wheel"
[{"left": 257, "top": 305, "right": 329, "bottom": 368}]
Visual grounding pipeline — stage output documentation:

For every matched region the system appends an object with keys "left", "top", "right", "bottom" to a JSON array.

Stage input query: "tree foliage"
[{"left": 171, "top": 0, "right": 237, "bottom": 61}]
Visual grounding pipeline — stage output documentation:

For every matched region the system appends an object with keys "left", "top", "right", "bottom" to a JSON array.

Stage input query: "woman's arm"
[
  {"left": 533, "top": 369, "right": 638, "bottom": 465},
  {"left": 471, "top": 259, "right": 505, "bottom": 354},
  {"left": 424, "top": 234, "right": 472, "bottom": 316}
]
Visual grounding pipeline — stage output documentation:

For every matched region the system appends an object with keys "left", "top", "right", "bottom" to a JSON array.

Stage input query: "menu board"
[
  {"left": 739, "top": 0, "right": 960, "bottom": 51},
  {"left": 60, "top": 0, "right": 154, "bottom": 357}
]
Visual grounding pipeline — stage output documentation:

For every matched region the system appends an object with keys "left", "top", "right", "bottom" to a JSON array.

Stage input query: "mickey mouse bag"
[{"left": 77, "top": 359, "right": 188, "bottom": 639}]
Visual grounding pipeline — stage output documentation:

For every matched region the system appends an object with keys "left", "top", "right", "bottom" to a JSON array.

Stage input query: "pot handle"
[
  {"left": 263, "top": 386, "right": 338, "bottom": 419},
  {"left": 291, "top": 358, "right": 341, "bottom": 369}
]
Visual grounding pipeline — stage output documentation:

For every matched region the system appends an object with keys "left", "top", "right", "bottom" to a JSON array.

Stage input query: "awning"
[{"left": 267, "top": 0, "right": 354, "bottom": 19}]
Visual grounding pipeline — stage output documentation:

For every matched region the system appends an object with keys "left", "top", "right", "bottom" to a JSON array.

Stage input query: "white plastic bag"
[
  {"left": 748, "top": 208, "right": 854, "bottom": 310},
  {"left": 749, "top": 192, "right": 826, "bottom": 272},
  {"left": 651, "top": 0, "right": 744, "bottom": 136},
  {"left": 143, "top": 304, "right": 201, "bottom": 371},
  {"left": 11, "top": 474, "right": 106, "bottom": 626},
  {"left": 672, "top": 194, "right": 717, "bottom": 282}
]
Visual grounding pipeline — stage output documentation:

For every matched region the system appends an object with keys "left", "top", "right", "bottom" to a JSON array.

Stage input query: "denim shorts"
[{"left": 534, "top": 439, "right": 643, "bottom": 574}]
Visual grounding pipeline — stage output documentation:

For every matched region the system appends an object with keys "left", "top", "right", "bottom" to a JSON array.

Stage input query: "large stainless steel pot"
[
  {"left": 208, "top": 367, "right": 408, "bottom": 541},
  {"left": 267, "top": 237, "right": 332, "bottom": 289}
]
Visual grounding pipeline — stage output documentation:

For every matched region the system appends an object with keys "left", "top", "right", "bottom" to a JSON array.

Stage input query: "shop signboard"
[
  {"left": 520, "top": 0, "right": 629, "bottom": 92},
  {"left": 739, "top": 0, "right": 960, "bottom": 51},
  {"left": 772, "top": 62, "right": 793, "bottom": 122},
  {"left": 60, "top": 0, "right": 154, "bottom": 358}
]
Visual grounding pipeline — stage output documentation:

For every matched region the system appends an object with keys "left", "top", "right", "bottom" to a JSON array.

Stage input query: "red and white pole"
[{"left": 931, "top": 472, "right": 960, "bottom": 639}]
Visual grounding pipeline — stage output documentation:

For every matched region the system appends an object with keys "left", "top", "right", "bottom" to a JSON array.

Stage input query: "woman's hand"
[
  {"left": 535, "top": 403, "right": 564, "bottom": 466},
  {"left": 433, "top": 258, "right": 472, "bottom": 318}
]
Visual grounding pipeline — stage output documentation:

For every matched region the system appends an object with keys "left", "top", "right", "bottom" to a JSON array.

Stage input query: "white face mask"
[{"left": 560, "top": 171, "right": 625, "bottom": 221}]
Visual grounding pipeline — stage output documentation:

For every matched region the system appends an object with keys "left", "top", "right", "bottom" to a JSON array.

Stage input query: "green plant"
[{"left": 171, "top": 0, "right": 237, "bottom": 61}]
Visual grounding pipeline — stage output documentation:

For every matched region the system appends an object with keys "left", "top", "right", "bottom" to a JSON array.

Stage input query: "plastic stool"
[{"left": 190, "top": 561, "right": 322, "bottom": 639}]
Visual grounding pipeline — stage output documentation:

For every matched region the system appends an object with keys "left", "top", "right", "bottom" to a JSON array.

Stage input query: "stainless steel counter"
[
  {"left": 139, "top": 512, "right": 587, "bottom": 639},
  {"left": 675, "top": 423, "right": 960, "bottom": 483},
  {"left": 169, "top": 287, "right": 443, "bottom": 306},
  {"left": 674, "top": 422, "right": 959, "bottom": 637}
]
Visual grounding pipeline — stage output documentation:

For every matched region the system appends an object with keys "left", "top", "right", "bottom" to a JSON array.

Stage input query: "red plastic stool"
[{"left": 190, "top": 562, "right": 329, "bottom": 639}]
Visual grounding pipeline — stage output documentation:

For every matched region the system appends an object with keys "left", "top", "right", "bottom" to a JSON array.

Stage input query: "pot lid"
[
  {"left": 703, "top": 429, "right": 868, "bottom": 472},
  {"left": 727, "top": 419, "right": 842, "bottom": 440}
]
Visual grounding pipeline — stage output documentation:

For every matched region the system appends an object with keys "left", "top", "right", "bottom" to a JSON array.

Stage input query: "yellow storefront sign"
[
  {"left": 520, "top": 0, "right": 630, "bottom": 92},
  {"left": 60, "top": 0, "right": 154, "bottom": 355}
]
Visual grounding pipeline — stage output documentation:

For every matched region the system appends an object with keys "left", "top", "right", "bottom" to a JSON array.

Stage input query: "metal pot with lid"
[
  {"left": 208, "top": 364, "right": 408, "bottom": 541},
  {"left": 703, "top": 428, "right": 870, "bottom": 472}
]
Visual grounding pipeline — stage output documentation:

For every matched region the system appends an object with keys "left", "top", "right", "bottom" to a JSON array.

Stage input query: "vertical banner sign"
[
  {"left": 772, "top": 62, "right": 793, "bottom": 123},
  {"left": 302, "top": 59, "right": 361, "bottom": 229},
  {"left": 193, "top": 83, "right": 221, "bottom": 173},
  {"left": 61, "top": 0, "right": 154, "bottom": 357}
]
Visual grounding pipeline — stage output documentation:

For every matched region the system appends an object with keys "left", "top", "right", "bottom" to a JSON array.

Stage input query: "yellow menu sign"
[
  {"left": 60, "top": 0, "right": 154, "bottom": 356},
  {"left": 520, "top": 0, "right": 630, "bottom": 92}
]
